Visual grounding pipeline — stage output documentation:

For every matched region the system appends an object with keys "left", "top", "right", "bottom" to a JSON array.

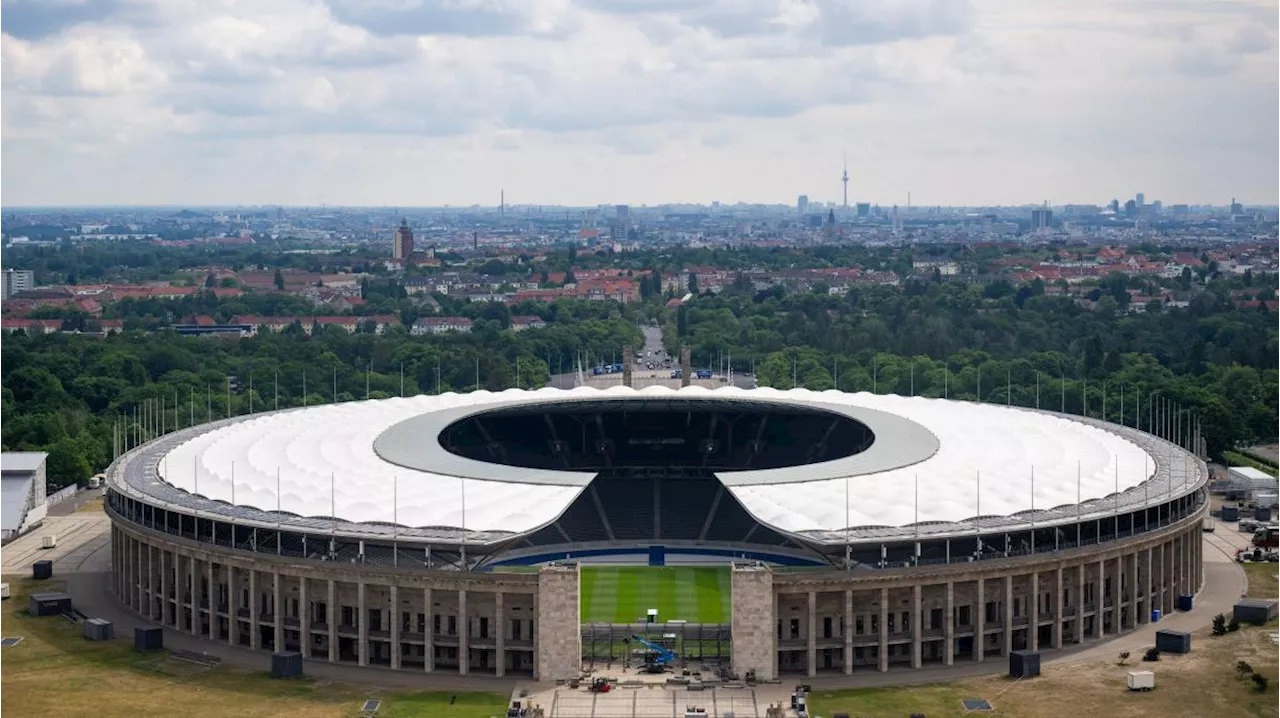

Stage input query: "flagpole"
[{"left": 393, "top": 474, "right": 399, "bottom": 568}]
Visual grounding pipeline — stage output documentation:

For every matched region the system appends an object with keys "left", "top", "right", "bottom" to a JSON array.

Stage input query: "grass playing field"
[{"left": 579, "top": 566, "right": 731, "bottom": 623}]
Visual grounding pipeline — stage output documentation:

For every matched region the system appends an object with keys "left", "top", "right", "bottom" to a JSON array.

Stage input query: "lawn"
[
  {"left": 0, "top": 577, "right": 510, "bottom": 718},
  {"left": 1243, "top": 560, "right": 1280, "bottom": 600},
  {"left": 809, "top": 621, "right": 1279, "bottom": 718},
  {"left": 579, "top": 566, "right": 731, "bottom": 624}
]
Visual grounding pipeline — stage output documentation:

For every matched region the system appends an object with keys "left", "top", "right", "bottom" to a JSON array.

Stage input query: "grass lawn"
[
  {"left": 1243, "top": 560, "right": 1280, "bottom": 599},
  {"left": 809, "top": 619, "right": 1279, "bottom": 718},
  {"left": 0, "top": 577, "right": 509, "bottom": 718},
  {"left": 580, "top": 566, "right": 730, "bottom": 623}
]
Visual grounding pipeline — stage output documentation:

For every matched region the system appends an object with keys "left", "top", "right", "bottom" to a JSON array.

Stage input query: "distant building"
[
  {"left": 510, "top": 315, "right": 547, "bottom": 331},
  {"left": 856, "top": 202, "right": 870, "bottom": 217},
  {"left": 797, "top": 195, "right": 809, "bottom": 215},
  {"left": 1031, "top": 208, "right": 1053, "bottom": 231},
  {"left": 410, "top": 316, "right": 473, "bottom": 336},
  {"left": 2, "top": 452, "right": 48, "bottom": 541},
  {"left": 2, "top": 268, "right": 35, "bottom": 300},
  {"left": 612, "top": 205, "right": 630, "bottom": 243},
  {"left": 392, "top": 219, "right": 414, "bottom": 261},
  {"left": 1230, "top": 198, "right": 1243, "bottom": 215}
]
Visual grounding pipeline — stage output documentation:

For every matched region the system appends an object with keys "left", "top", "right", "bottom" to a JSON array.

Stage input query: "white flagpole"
[
  {"left": 277, "top": 466, "right": 282, "bottom": 554},
  {"left": 1076, "top": 460, "right": 1082, "bottom": 545},
  {"left": 393, "top": 474, "right": 399, "bottom": 568},
  {"left": 460, "top": 478, "right": 467, "bottom": 571},
  {"left": 231, "top": 460, "right": 236, "bottom": 505}
]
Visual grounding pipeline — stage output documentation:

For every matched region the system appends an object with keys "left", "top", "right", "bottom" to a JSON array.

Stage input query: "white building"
[
  {"left": 2, "top": 452, "right": 48, "bottom": 540},
  {"left": 1, "top": 268, "right": 35, "bottom": 299}
]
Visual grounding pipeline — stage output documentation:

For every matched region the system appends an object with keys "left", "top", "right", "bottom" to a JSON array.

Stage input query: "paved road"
[{"left": 549, "top": 324, "right": 757, "bottom": 390}]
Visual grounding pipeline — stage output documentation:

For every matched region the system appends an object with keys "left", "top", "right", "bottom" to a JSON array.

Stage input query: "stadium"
[{"left": 105, "top": 384, "right": 1208, "bottom": 681}]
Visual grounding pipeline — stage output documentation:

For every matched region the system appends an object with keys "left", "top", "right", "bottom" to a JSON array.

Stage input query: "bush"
[
  {"left": 1212, "top": 614, "right": 1227, "bottom": 636},
  {"left": 1251, "top": 673, "right": 1269, "bottom": 693},
  {"left": 1117, "top": 651, "right": 1130, "bottom": 666},
  {"left": 1143, "top": 647, "right": 1161, "bottom": 662},
  {"left": 1228, "top": 618, "right": 1241, "bottom": 632},
  {"left": 1236, "top": 660, "right": 1254, "bottom": 679}
]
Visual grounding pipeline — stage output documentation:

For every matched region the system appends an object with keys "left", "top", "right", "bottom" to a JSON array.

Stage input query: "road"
[{"left": 549, "top": 324, "right": 757, "bottom": 390}]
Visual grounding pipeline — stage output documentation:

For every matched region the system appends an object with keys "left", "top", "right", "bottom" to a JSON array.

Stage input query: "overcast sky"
[{"left": 2, "top": 0, "right": 1276, "bottom": 208}]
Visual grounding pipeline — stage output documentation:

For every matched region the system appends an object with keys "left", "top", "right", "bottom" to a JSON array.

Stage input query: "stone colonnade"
[{"left": 112, "top": 524, "right": 583, "bottom": 681}]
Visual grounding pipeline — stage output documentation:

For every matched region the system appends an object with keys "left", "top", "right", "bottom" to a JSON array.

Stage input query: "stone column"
[
  {"left": 1028, "top": 571, "right": 1039, "bottom": 651},
  {"left": 974, "top": 578, "right": 985, "bottom": 662},
  {"left": 536, "top": 564, "right": 582, "bottom": 683},
  {"left": 390, "top": 584, "right": 401, "bottom": 670},
  {"left": 1052, "top": 567, "right": 1063, "bottom": 649},
  {"left": 877, "top": 588, "right": 888, "bottom": 673},
  {"left": 160, "top": 549, "right": 170, "bottom": 625},
  {"left": 1113, "top": 555, "right": 1122, "bottom": 632},
  {"left": 1142, "top": 547, "right": 1153, "bottom": 623},
  {"left": 188, "top": 556, "right": 198, "bottom": 635},
  {"left": 843, "top": 589, "right": 854, "bottom": 675},
  {"left": 1002, "top": 577, "right": 1013, "bottom": 657},
  {"left": 458, "top": 589, "right": 469, "bottom": 675},
  {"left": 249, "top": 569, "right": 260, "bottom": 650},
  {"left": 206, "top": 560, "right": 215, "bottom": 639},
  {"left": 1075, "top": 564, "right": 1085, "bottom": 643},
  {"left": 1126, "top": 553, "right": 1137, "bottom": 629},
  {"left": 300, "top": 578, "right": 310, "bottom": 659},
  {"left": 1156, "top": 544, "right": 1165, "bottom": 616},
  {"left": 806, "top": 591, "right": 817, "bottom": 677},
  {"left": 1094, "top": 560, "right": 1104, "bottom": 639},
  {"left": 910, "top": 585, "right": 922, "bottom": 669},
  {"left": 273, "top": 572, "right": 283, "bottom": 651},
  {"left": 357, "top": 582, "right": 368, "bottom": 667},
  {"left": 944, "top": 581, "right": 954, "bottom": 666},
  {"left": 144, "top": 545, "right": 154, "bottom": 620},
  {"left": 495, "top": 591, "right": 505, "bottom": 677},
  {"left": 227, "top": 565, "right": 238, "bottom": 647},
  {"left": 424, "top": 586, "right": 435, "bottom": 673},
  {"left": 327, "top": 580, "right": 338, "bottom": 663}
]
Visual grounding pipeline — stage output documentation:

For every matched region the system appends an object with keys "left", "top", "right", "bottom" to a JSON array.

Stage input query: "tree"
[
  {"left": 46, "top": 437, "right": 92, "bottom": 489},
  {"left": 688, "top": 272, "right": 699, "bottom": 295},
  {"left": 1252, "top": 673, "right": 1269, "bottom": 693},
  {"left": 1213, "top": 614, "right": 1227, "bottom": 636},
  {"left": 1236, "top": 660, "right": 1254, "bottom": 678},
  {"left": 274, "top": 270, "right": 285, "bottom": 290}
]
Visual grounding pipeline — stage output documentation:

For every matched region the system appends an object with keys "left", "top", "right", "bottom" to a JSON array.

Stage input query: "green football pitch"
[{"left": 579, "top": 566, "right": 732, "bottom": 624}]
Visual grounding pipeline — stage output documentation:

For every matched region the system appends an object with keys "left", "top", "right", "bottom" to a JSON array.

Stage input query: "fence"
[{"left": 46, "top": 484, "right": 79, "bottom": 508}]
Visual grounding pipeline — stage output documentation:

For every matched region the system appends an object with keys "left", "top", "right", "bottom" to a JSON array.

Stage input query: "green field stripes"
[{"left": 580, "top": 567, "right": 731, "bottom": 624}]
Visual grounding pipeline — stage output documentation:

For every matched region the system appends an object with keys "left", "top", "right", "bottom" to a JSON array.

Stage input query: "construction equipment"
[
  {"left": 631, "top": 635, "right": 677, "bottom": 673},
  {"left": 588, "top": 677, "right": 613, "bottom": 693}
]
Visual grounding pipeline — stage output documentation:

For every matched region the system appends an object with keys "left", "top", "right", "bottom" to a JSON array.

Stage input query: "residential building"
[
  {"left": 2, "top": 269, "right": 35, "bottom": 299},
  {"left": 510, "top": 315, "right": 547, "bottom": 331},
  {"left": 393, "top": 218, "right": 414, "bottom": 261},
  {"left": 410, "top": 316, "right": 473, "bottom": 335}
]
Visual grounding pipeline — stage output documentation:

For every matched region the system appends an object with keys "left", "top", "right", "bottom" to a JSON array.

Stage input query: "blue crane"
[{"left": 631, "top": 635, "right": 677, "bottom": 672}]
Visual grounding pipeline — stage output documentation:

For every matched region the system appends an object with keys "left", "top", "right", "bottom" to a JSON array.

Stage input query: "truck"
[
  {"left": 1126, "top": 671, "right": 1155, "bottom": 691},
  {"left": 694, "top": 369, "right": 712, "bottom": 379},
  {"left": 1253, "top": 525, "right": 1279, "bottom": 549}
]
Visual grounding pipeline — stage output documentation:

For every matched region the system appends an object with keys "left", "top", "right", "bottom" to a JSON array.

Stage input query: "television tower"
[{"left": 841, "top": 153, "right": 849, "bottom": 208}]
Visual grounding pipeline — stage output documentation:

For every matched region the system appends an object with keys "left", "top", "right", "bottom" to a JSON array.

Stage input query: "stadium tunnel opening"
[{"left": 438, "top": 399, "right": 876, "bottom": 557}]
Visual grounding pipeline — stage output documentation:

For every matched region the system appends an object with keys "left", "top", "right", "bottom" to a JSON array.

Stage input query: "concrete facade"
[
  {"left": 535, "top": 563, "right": 582, "bottom": 682},
  {"left": 730, "top": 563, "right": 775, "bottom": 680},
  {"left": 761, "top": 515, "right": 1203, "bottom": 677},
  {"left": 112, "top": 521, "right": 541, "bottom": 678}
]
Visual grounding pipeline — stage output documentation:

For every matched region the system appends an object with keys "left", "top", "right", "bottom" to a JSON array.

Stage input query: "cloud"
[
  {"left": 0, "top": 0, "right": 1276, "bottom": 206},
  {"left": 1228, "top": 24, "right": 1276, "bottom": 54}
]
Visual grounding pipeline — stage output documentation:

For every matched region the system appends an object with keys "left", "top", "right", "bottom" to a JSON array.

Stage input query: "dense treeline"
[
  {"left": 1, "top": 317, "right": 643, "bottom": 490},
  {"left": 672, "top": 279, "right": 1277, "bottom": 459}
]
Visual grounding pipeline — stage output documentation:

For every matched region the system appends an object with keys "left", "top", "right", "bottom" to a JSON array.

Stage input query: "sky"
[{"left": 1, "top": 0, "right": 1277, "bottom": 208}]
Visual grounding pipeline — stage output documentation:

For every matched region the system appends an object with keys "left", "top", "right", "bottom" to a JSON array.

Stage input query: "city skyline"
[{"left": 2, "top": 0, "right": 1277, "bottom": 207}]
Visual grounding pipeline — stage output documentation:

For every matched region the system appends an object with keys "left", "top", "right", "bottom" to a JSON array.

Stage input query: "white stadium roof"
[{"left": 156, "top": 385, "right": 1158, "bottom": 536}]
